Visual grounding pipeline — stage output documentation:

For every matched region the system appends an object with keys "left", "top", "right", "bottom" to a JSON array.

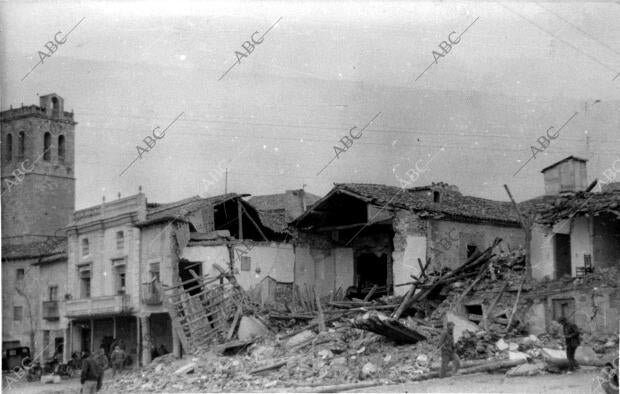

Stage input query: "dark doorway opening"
[
  {"left": 552, "top": 298, "right": 575, "bottom": 322},
  {"left": 355, "top": 253, "right": 387, "bottom": 290},
  {"left": 554, "top": 234, "right": 572, "bottom": 278}
]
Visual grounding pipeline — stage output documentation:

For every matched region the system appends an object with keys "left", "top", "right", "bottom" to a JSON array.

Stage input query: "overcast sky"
[{"left": 2, "top": 1, "right": 619, "bottom": 209}]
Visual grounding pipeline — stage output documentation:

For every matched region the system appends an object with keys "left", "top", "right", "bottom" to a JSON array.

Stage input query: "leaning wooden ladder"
[{"left": 158, "top": 264, "right": 246, "bottom": 353}]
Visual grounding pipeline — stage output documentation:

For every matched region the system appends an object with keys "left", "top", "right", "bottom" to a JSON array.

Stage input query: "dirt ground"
[
  {"left": 2, "top": 367, "right": 605, "bottom": 393},
  {"left": 351, "top": 368, "right": 602, "bottom": 394}
]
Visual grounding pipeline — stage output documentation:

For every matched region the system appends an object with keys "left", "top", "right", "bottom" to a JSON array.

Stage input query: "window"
[
  {"left": 81, "top": 238, "right": 89, "bottom": 257},
  {"left": 13, "top": 306, "right": 23, "bottom": 321},
  {"left": 43, "top": 132, "right": 51, "bottom": 161},
  {"left": 6, "top": 133, "right": 12, "bottom": 161},
  {"left": 115, "top": 266, "right": 126, "bottom": 294},
  {"left": 51, "top": 97, "right": 59, "bottom": 117},
  {"left": 240, "top": 256, "right": 251, "bottom": 271},
  {"left": 58, "top": 135, "right": 65, "bottom": 162},
  {"left": 16, "top": 268, "right": 24, "bottom": 281},
  {"left": 49, "top": 286, "right": 58, "bottom": 301},
  {"left": 116, "top": 231, "right": 124, "bottom": 251},
  {"left": 149, "top": 262, "right": 160, "bottom": 282},
  {"left": 18, "top": 131, "right": 25, "bottom": 159},
  {"left": 79, "top": 267, "right": 91, "bottom": 298},
  {"left": 433, "top": 191, "right": 440, "bottom": 203}
]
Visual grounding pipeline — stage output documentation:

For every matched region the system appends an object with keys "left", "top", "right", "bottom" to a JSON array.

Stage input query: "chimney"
[{"left": 541, "top": 156, "right": 588, "bottom": 195}]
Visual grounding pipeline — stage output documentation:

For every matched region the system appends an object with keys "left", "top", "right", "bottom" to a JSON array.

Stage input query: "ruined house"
[
  {"left": 291, "top": 183, "right": 526, "bottom": 299},
  {"left": 521, "top": 156, "right": 620, "bottom": 336},
  {"left": 63, "top": 191, "right": 283, "bottom": 365}
]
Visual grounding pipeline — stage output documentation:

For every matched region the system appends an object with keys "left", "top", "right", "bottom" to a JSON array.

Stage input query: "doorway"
[
  {"left": 554, "top": 234, "right": 572, "bottom": 278},
  {"left": 355, "top": 253, "right": 388, "bottom": 290}
]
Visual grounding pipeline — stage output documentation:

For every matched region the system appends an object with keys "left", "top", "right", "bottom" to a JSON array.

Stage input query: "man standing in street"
[
  {"left": 438, "top": 321, "right": 461, "bottom": 378},
  {"left": 80, "top": 352, "right": 103, "bottom": 393},
  {"left": 110, "top": 345, "right": 126, "bottom": 377},
  {"left": 558, "top": 317, "right": 581, "bottom": 371}
]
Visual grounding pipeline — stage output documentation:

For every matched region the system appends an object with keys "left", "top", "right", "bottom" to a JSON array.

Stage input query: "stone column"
[{"left": 141, "top": 315, "right": 151, "bottom": 366}]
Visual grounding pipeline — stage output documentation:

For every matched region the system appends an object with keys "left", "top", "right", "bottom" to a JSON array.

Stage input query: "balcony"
[
  {"left": 65, "top": 294, "right": 131, "bottom": 318},
  {"left": 42, "top": 301, "right": 60, "bottom": 320},
  {"left": 141, "top": 282, "right": 162, "bottom": 305}
]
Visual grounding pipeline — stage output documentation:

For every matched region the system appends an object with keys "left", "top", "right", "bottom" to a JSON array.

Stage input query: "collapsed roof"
[{"left": 293, "top": 183, "right": 521, "bottom": 228}]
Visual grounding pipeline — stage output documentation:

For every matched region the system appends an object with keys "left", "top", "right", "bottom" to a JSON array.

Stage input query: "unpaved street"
[
  {"left": 352, "top": 368, "right": 601, "bottom": 393},
  {"left": 4, "top": 367, "right": 604, "bottom": 393}
]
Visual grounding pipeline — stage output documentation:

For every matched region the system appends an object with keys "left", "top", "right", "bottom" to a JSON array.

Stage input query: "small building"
[
  {"left": 524, "top": 156, "right": 620, "bottom": 336},
  {"left": 291, "top": 182, "right": 526, "bottom": 298}
]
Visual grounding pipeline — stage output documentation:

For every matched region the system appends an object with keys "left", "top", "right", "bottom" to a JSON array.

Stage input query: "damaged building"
[
  {"left": 522, "top": 156, "right": 620, "bottom": 336},
  {"left": 291, "top": 182, "right": 526, "bottom": 299},
  {"left": 63, "top": 191, "right": 286, "bottom": 366}
]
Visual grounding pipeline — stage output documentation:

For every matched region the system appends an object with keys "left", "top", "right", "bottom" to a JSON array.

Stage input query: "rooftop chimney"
[{"left": 541, "top": 156, "right": 588, "bottom": 195}]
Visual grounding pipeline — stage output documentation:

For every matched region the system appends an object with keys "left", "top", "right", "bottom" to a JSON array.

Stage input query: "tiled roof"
[
  {"left": 247, "top": 191, "right": 321, "bottom": 233},
  {"left": 297, "top": 183, "right": 520, "bottom": 225},
  {"left": 529, "top": 190, "right": 620, "bottom": 225},
  {"left": 2, "top": 238, "right": 67, "bottom": 262},
  {"left": 255, "top": 209, "right": 289, "bottom": 233},
  {"left": 142, "top": 193, "right": 243, "bottom": 225},
  {"left": 247, "top": 192, "right": 321, "bottom": 211}
]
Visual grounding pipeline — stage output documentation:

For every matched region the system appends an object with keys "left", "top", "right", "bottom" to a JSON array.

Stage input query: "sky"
[{"left": 1, "top": 0, "right": 619, "bottom": 209}]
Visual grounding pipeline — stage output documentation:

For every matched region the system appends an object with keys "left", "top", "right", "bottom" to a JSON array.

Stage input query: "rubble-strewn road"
[
  {"left": 5, "top": 368, "right": 603, "bottom": 394},
  {"left": 348, "top": 368, "right": 600, "bottom": 393}
]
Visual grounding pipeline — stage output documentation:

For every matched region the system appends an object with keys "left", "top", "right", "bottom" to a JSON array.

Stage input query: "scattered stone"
[
  {"left": 508, "top": 351, "right": 529, "bottom": 361},
  {"left": 174, "top": 362, "right": 196, "bottom": 375},
  {"left": 415, "top": 354, "right": 429, "bottom": 367},
  {"left": 506, "top": 362, "right": 545, "bottom": 377},
  {"left": 360, "top": 362, "right": 377, "bottom": 379},
  {"left": 496, "top": 339, "right": 509, "bottom": 351},
  {"left": 508, "top": 342, "right": 519, "bottom": 351},
  {"left": 238, "top": 316, "right": 271, "bottom": 340},
  {"left": 318, "top": 349, "right": 334, "bottom": 359},
  {"left": 285, "top": 330, "right": 316, "bottom": 349},
  {"left": 332, "top": 356, "right": 347, "bottom": 366}
]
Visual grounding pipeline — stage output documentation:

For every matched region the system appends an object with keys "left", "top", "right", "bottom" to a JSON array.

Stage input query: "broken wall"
[
  {"left": 530, "top": 224, "right": 555, "bottom": 281},
  {"left": 535, "top": 287, "right": 620, "bottom": 336},
  {"left": 428, "top": 220, "right": 524, "bottom": 271},
  {"left": 181, "top": 243, "right": 295, "bottom": 294},
  {"left": 593, "top": 214, "right": 620, "bottom": 269},
  {"left": 392, "top": 209, "right": 427, "bottom": 296},
  {"left": 294, "top": 246, "right": 354, "bottom": 297}
]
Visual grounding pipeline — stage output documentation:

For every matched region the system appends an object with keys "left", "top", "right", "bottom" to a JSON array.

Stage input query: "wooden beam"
[
  {"left": 505, "top": 276, "right": 526, "bottom": 331},
  {"left": 363, "top": 285, "right": 378, "bottom": 302},
  {"left": 240, "top": 203, "right": 269, "bottom": 242},
  {"left": 503, "top": 184, "right": 531, "bottom": 280},
  {"left": 237, "top": 199, "right": 243, "bottom": 240},
  {"left": 483, "top": 282, "right": 508, "bottom": 331},
  {"left": 315, "top": 291, "right": 326, "bottom": 332},
  {"left": 454, "top": 261, "right": 489, "bottom": 308}
]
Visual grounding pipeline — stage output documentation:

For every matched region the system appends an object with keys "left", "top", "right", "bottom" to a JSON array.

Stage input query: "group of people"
[
  {"left": 79, "top": 341, "right": 171, "bottom": 393},
  {"left": 437, "top": 316, "right": 581, "bottom": 378},
  {"left": 79, "top": 345, "right": 129, "bottom": 393}
]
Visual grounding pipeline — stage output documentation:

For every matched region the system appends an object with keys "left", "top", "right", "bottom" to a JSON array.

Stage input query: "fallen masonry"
[{"left": 103, "top": 238, "right": 619, "bottom": 393}]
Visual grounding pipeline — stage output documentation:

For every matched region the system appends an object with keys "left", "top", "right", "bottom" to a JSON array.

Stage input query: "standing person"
[
  {"left": 558, "top": 317, "right": 581, "bottom": 371},
  {"left": 110, "top": 345, "right": 126, "bottom": 377},
  {"left": 438, "top": 321, "right": 461, "bottom": 378},
  {"left": 80, "top": 352, "right": 103, "bottom": 393}
]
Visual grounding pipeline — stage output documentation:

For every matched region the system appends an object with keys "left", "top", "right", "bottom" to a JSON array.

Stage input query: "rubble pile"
[{"left": 102, "top": 238, "right": 618, "bottom": 393}]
